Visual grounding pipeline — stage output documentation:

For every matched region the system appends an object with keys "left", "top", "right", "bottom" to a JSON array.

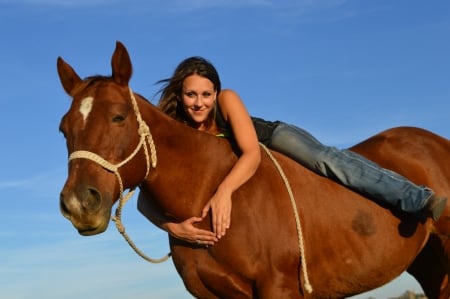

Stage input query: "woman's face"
[{"left": 181, "top": 74, "right": 217, "bottom": 130}]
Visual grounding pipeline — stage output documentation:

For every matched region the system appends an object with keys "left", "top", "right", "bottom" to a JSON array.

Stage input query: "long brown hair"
[{"left": 157, "top": 56, "right": 222, "bottom": 129}]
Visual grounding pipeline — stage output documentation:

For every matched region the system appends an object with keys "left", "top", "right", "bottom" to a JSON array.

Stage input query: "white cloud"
[
  {"left": 1, "top": 0, "right": 349, "bottom": 15},
  {"left": 0, "top": 0, "right": 266, "bottom": 8},
  {"left": 0, "top": 169, "right": 63, "bottom": 189},
  {"left": 0, "top": 0, "right": 116, "bottom": 6},
  {"left": 0, "top": 168, "right": 65, "bottom": 199}
]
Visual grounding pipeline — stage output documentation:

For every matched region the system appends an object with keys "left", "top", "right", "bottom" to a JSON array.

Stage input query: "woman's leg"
[{"left": 268, "top": 122, "right": 433, "bottom": 213}]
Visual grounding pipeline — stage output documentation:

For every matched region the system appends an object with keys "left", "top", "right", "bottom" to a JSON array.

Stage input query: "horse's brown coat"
[{"left": 58, "top": 41, "right": 450, "bottom": 298}]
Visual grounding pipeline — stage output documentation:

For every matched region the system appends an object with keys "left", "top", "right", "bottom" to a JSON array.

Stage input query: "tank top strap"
[
  {"left": 215, "top": 104, "right": 230, "bottom": 132},
  {"left": 214, "top": 103, "right": 234, "bottom": 140}
]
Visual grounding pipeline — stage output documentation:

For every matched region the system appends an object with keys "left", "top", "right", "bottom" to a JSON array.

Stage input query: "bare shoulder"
[
  {"left": 219, "top": 89, "right": 241, "bottom": 102},
  {"left": 218, "top": 89, "right": 245, "bottom": 111},
  {"left": 217, "top": 89, "right": 251, "bottom": 128}
]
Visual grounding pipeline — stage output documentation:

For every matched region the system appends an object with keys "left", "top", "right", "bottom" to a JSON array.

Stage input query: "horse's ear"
[
  {"left": 111, "top": 41, "right": 132, "bottom": 86},
  {"left": 57, "top": 57, "right": 82, "bottom": 97}
]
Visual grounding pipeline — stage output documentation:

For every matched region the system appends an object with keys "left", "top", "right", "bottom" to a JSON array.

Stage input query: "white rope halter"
[
  {"left": 66, "top": 88, "right": 312, "bottom": 292},
  {"left": 68, "top": 88, "right": 170, "bottom": 263}
]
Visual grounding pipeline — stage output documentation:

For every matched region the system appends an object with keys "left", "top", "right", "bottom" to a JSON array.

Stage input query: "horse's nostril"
[
  {"left": 60, "top": 193, "right": 71, "bottom": 218},
  {"left": 81, "top": 187, "right": 102, "bottom": 212}
]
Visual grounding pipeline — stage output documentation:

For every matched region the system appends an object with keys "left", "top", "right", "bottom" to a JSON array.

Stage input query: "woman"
[{"left": 138, "top": 56, "right": 446, "bottom": 246}]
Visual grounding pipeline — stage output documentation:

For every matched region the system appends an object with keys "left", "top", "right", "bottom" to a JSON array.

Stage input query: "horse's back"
[
  {"left": 173, "top": 126, "right": 450, "bottom": 298},
  {"left": 230, "top": 126, "right": 450, "bottom": 297},
  {"left": 351, "top": 126, "right": 450, "bottom": 193}
]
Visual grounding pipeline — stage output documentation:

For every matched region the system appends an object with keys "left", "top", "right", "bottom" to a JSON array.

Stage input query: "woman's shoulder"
[
  {"left": 218, "top": 89, "right": 243, "bottom": 108},
  {"left": 219, "top": 88, "right": 240, "bottom": 100}
]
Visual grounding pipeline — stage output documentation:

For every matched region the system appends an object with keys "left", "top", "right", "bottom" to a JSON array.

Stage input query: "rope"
[
  {"left": 259, "top": 143, "right": 313, "bottom": 294},
  {"left": 112, "top": 188, "right": 171, "bottom": 263},
  {"left": 66, "top": 88, "right": 312, "bottom": 283},
  {"left": 69, "top": 88, "right": 169, "bottom": 263}
]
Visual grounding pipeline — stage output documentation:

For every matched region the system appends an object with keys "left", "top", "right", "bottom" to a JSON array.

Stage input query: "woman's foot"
[{"left": 424, "top": 195, "right": 447, "bottom": 221}]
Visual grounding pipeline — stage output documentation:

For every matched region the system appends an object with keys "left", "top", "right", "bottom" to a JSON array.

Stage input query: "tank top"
[{"left": 215, "top": 104, "right": 279, "bottom": 145}]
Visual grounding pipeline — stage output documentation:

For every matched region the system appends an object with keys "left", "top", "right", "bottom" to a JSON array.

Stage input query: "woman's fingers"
[
  {"left": 195, "top": 230, "right": 218, "bottom": 245},
  {"left": 213, "top": 201, "right": 231, "bottom": 239},
  {"left": 202, "top": 196, "right": 232, "bottom": 239},
  {"left": 192, "top": 224, "right": 218, "bottom": 245},
  {"left": 201, "top": 201, "right": 211, "bottom": 218},
  {"left": 186, "top": 216, "right": 218, "bottom": 245}
]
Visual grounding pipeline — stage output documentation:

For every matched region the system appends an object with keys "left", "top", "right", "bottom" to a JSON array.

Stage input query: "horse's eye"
[{"left": 112, "top": 115, "right": 125, "bottom": 123}]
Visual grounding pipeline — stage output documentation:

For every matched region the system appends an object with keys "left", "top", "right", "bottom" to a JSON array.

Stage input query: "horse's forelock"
[
  {"left": 71, "top": 76, "right": 154, "bottom": 107},
  {"left": 66, "top": 75, "right": 111, "bottom": 97},
  {"left": 83, "top": 75, "right": 113, "bottom": 88}
]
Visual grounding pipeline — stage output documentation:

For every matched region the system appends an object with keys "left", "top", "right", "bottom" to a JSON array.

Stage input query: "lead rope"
[
  {"left": 69, "top": 88, "right": 170, "bottom": 263},
  {"left": 259, "top": 143, "right": 313, "bottom": 294}
]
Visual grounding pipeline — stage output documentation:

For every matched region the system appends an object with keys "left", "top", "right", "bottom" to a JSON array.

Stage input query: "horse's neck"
[{"left": 139, "top": 100, "right": 237, "bottom": 220}]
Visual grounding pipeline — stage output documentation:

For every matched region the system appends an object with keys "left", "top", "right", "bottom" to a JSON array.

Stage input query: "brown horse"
[{"left": 57, "top": 41, "right": 450, "bottom": 298}]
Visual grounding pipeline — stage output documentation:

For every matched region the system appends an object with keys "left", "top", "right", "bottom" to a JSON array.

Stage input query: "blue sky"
[{"left": 1, "top": 0, "right": 449, "bottom": 298}]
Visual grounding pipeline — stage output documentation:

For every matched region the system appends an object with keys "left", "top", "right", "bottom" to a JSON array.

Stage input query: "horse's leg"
[
  {"left": 170, "top": 241, "right": 252, "bottom": 299},
  {"left": 254, "top": 274, "right": 304, "bottom": 299},
  {"left": 190, "top": 250, "right": 304, "bottom": 299},
  {"left": 408, "top": 235, "right": 450, "bottom": 299},
  {"left": 196, "top": 263, "right": 253, "bottom": 299}
]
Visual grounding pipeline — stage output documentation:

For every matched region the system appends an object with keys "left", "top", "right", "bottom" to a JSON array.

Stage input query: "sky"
[{"left": 1, "top": 0, "right": 449, "bottom": 298}]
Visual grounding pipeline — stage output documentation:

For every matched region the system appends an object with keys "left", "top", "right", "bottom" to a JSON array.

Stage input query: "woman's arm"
[
  {"left": 203, "top": 89, "right": 261, "bottom": 238},
  {"left": 137, "top": 192, "right": 218, "bottom": 245}
]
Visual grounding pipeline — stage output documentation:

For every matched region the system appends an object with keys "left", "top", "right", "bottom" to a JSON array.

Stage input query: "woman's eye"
[{"left": 112, "top": 115, "right": 125, "bottom": 123}]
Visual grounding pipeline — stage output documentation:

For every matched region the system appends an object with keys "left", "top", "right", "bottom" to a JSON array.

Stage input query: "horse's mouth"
[
  {"left": 70, "top": 217, "right": 110, "bottom": 236},
  {"left": 77, "top": 223, "right": 108, "bottom": 236}
]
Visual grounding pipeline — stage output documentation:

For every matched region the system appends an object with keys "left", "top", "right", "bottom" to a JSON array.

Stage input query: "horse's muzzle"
[{"left": 60, "top": 187, "right": 111, "bottom": 235}]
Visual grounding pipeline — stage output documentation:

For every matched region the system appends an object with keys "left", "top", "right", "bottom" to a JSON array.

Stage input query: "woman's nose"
[{"left": 194, "top": 96, "right": 203, "bottom": 106}]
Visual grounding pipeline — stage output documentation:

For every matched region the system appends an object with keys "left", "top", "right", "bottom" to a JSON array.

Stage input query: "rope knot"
[{"left": 138, "top": 122, "right": 150, "bottom": 136}]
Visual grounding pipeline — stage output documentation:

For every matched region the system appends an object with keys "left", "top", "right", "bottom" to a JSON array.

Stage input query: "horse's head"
[{"left": 57, "top": 42, "right": 152, "bottom": 235}]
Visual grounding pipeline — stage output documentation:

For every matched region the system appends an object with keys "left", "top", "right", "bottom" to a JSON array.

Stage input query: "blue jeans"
[{"left": 268, "top": 122, "right": 432, "bottom": 213}]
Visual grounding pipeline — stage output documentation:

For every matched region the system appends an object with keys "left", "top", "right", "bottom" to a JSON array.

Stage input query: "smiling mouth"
[{"left": 190, "top": 107, "right": 204, "bottom": 112}]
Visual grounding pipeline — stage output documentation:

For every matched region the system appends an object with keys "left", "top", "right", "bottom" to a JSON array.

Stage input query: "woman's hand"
[
  {"left": 138, "top": 193, "right": 217, "bottom": 246},
  {"left": 166, "top": 216, "right": 218, "bottom": 246},
  {"left": 202, "top": 187, "right": 232, "bottom": 239}
]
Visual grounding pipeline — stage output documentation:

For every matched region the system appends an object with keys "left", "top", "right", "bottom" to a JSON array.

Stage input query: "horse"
[{"left": 57, "top": 41, "right": 450, "bottom": 298}]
